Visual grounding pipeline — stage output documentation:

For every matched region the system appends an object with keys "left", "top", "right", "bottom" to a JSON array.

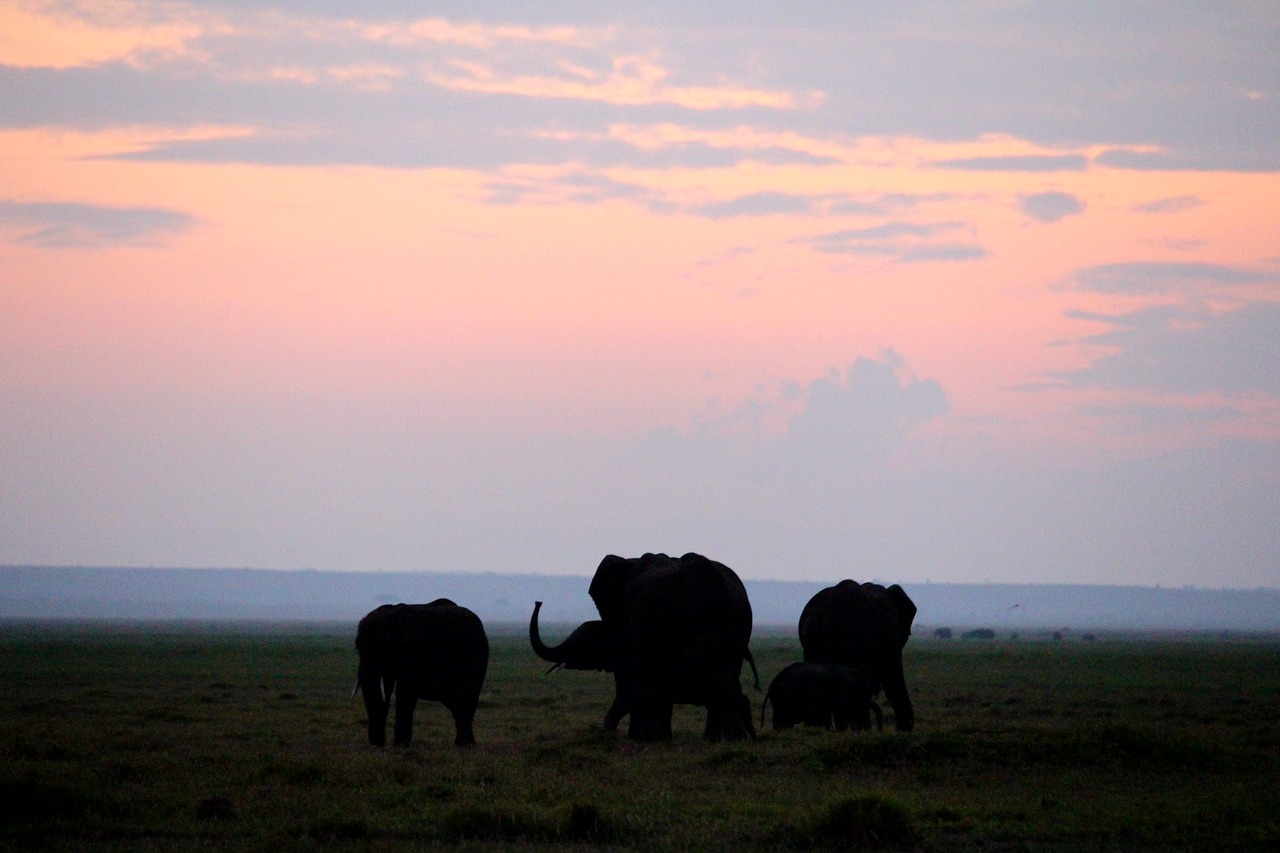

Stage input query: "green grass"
[{"left": 1, "top": 623, "right": 1277, "bottom": 850}]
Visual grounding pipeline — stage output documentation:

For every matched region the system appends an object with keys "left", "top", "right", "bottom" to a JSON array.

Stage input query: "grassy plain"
[{"left": 1, "top": 622, "right": 1278, "bottom": 851}]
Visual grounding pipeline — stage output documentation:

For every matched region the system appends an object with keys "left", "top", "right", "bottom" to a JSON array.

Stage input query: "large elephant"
[
  {"left": 798, "top": 580, "right": 917, "bottom": 732},
  {"left": 529, "top": 552, "right": 756, "bottom": 742},
  {"left": 354, "top": 599, "right": 489, "bottom": 747},
  {"left": 760, "top": 662, "right": 883, "bottom": 732}
]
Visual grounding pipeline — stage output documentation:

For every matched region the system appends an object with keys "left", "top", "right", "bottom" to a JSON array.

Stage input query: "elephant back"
[
  {"left": 798, "top": 580, "right": 913, "bottom": 692},
  {"left": 613, "top": 553, "right": 753, "bottom": 700}
]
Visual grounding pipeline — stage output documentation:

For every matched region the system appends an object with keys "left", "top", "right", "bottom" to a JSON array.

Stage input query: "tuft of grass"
[
  {"left": 802, "top": 795, "right": 918, "bottom": 848},
  {"left": 434, "top": 803, "right": 560, "bottom": 842},
  {"left": 562, "top": 801, "right": 622, "bottom": 842}
]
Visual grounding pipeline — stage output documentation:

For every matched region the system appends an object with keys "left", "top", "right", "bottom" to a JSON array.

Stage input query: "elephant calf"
[
  {"left": 355, "top": 599, "right": 489, "bottom": 747},
  {"left": 761, "top": 662, "right": 883, "bottom": 732}
]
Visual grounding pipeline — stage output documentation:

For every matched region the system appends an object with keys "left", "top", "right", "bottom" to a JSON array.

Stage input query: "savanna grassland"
[{"left": 1, "top": 623, "right": 1278, "bottom": 851}]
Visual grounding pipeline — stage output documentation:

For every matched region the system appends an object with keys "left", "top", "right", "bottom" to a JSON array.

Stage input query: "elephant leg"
[
  {"left": 627, "top": 695, "right": 671, "bottom": 742},
  {"left": 833, "top": 707, "right": 850, "bottom": 731},
  {"left": 705, "top": 690, "right": 752, "bottom": 741},
  {"left": 602, "top": 694, "right": 628, "bottom": 732},
  {"left": 657, "top": 699, "right": 673, "bottom": 740},
  {"left": 362, "top": 688, "right": 389, "bottom": 747},
  {"left": 444, "top": 696, "right": 477, "bottom": 747},
  {"left": 360, "top": 673, "right": 393, "bottom": 746},
  {"left": 882, "top": 657, "right": 914, "bottom": 732},
  {"left": 393, "top": 694, "right": 418, "bottom": 746}
]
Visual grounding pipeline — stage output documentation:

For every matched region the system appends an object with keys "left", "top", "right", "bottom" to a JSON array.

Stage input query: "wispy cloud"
[
  {"left": 1073, "top": 262, "right": 1276, "bottom": 295},
  {"left": 363, "top": 18, "right": 599, "bottom": 49},
  {"left": 934, "top": 154, "right": 1088, "bottom": 172},
  {"left": 0, "top": 3, "right": 206, "bottom": 69},
  {"left": 690, "top": 192, "right": 822, "bottom": 219},
  {"left": 798, "top": 221, "right": 983, "bottom": 263},
  {"left": 0, "top": 200, "right": 198, "bottom": 248},
  {"left": 426, "top": 54, "right": 818, "bottom": 110},
  {"left": 1060, "top": 302, "right": 1280, "bottom": 395},
  {"left": 1133, "top": 195, "right": 1205, "bottom": 214}
]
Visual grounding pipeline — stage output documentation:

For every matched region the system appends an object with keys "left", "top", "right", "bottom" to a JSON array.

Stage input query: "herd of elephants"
[{"left": 354, "top": 552, "right": 916, "bottom": 747}]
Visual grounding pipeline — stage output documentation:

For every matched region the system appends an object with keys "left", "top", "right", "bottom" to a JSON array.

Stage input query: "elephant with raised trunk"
[
  {"left": 761, "top": 662, "right": 883, "bottom": 732},
  {"left": 798, "top": 580, "right": 917, "bottom": 732},
  {"left": 530, "top": 552, "right": 757, "bottom": 742},
  {"left": 355, "top": 599, "right": 489, "bottom": 747}
]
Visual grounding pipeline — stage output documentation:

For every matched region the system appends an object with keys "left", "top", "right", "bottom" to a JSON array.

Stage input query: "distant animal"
[
  {"left": 761, "top": 662, "right": 883, "bottom": 732},
  {"left": 530, "top": 552, "right": 756, "bottom": 741},
  {"left": 354, "top": 599, "right": 489, "bottom": 747},
  {"left": 799, "top": 580, "right": 917, "bottom": 731}
]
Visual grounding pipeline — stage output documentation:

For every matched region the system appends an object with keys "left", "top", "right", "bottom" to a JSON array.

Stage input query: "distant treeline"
[{"left": 2, "top": 565, "right": 1278, "bottom": 632}]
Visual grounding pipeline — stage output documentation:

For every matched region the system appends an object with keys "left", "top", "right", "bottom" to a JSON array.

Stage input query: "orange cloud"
[
  {"left": 363, "top": 18, "right": 598, "bottom": 49},
  {"left": 427, "top": 54, "right": 816, "bottom": 110},
  {"left": 0, "top": 1, "right": 206, "bottom": 69}
]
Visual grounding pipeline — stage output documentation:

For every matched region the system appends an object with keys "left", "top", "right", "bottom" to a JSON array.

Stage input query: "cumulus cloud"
[
  {"left": 634, "top": 350, "right": 948, "bottom": 475},
  {"left": 0, "top": 200, "right": 198, "bottom": 248},
  {"left": 1019, "top": 191, "right": 1084, "bottom": 223},
  {"left": 772, "top": 352, "right": 949, "bottom": 469}
]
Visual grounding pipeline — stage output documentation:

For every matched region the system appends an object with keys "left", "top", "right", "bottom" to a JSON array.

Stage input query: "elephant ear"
[
  {"left": 886, "top": 584, "right": 917, "bottom": 647},
  {"left": 588, "top": 555, "right": 643, "bottom": 622}
]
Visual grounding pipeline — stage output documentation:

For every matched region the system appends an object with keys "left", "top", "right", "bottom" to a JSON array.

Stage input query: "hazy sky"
[{"left": 2, "top": 1, "right": 1278, "bottom": 588}]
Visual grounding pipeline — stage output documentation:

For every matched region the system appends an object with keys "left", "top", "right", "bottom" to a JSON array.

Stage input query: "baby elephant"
[{"left": 761, "top": 662, "right": 883, "bottom": 732}]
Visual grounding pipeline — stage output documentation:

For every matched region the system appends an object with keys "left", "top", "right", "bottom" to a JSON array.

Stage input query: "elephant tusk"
[
  {"left": 350, "top": 681, "right": 361, "bottom": 700},
  {"left": 544, "top": 662, "right": 564, "bottom": 675},
  {"left": 380, "top": 678, "right": 388, "bottom": 703}
]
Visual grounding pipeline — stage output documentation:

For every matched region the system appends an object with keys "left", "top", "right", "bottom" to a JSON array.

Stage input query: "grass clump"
[{"left": 802, "top": 795, "right": 918, "bottom": 848}]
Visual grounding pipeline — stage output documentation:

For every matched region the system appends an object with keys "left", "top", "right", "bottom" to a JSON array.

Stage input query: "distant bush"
[
  {"left": 962, "top": 628, "right": 996, "bottom": 640},
  {"left": 934, "top": 627, "right": 953, "bottom": 639}
]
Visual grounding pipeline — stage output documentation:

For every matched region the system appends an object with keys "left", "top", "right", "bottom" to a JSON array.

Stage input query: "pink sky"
[{"left": 2, "top": 3, "right": 1278, "bottom": 587}]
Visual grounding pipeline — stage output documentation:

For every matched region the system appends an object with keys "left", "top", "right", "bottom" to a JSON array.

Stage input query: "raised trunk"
[{"left": 528, "top": 601, "right": 567, "bottom": 663}]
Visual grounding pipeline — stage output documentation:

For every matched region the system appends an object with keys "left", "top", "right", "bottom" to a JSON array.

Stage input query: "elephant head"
[
  {"left": 886, "top": 584, "right": 917, "bottom": 649},
  {"left": 528, "top": 601, "right": 617, "bottom": 673},
  {"left": 587, "top": 552, "right": 667, "bottom": 622}
]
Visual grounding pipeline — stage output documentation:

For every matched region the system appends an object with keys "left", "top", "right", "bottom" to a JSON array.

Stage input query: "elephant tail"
[
  {"left": 745, "top": 647, "right": 761, "bottom": 691},
  {"left": 759, "top": 682, "right": 772, "bottom": 729}
]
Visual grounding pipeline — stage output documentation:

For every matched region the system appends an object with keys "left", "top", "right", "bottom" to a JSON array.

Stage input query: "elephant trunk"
[
  {"left": 529, "top": 601, "right": 567, "bottom": 667},
  {"left": 530, "top": 604, "right": 615, "bottom": 672}
]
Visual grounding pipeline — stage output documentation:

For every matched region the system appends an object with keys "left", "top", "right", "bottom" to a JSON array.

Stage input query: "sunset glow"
[{"left": 2, "top": 2, "right": 1277, "bottom": 586}]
